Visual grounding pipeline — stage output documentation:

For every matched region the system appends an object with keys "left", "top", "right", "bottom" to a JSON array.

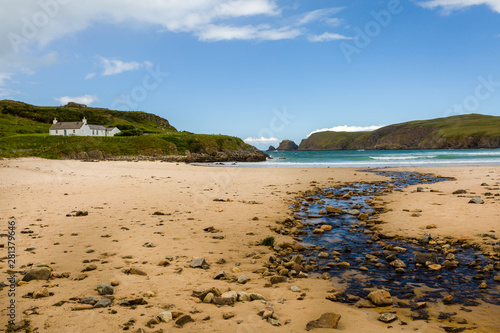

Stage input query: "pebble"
[
  {"left": 237, "top": 275, "right": 249, "bottom": 284},
  {"left": 378, "top": 313, "right": 398, "bottom": 323},
  {"left": 97, "top": 284, "right": 114, "bottom": 295},
  {"left": 158, "top": 311, "right": 173, "bottom": 323},
  {"left": 94, "top": 298, "right": 112, "bottom": 308}
]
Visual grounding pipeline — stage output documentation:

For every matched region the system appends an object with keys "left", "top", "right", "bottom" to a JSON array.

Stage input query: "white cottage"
[{"left": 49, "top": 118, "right": 120, "bottom": 137}]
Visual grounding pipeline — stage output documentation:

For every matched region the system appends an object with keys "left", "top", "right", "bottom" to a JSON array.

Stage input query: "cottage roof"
[
  {"left": 106, "top": 127, "right": 117, "bottom": 131},
  {"left": 89, "top": 124, "right": 107, "bottom": 130},
  {"left": 49, "top": 121, "right": 84, "bottom": 130}
]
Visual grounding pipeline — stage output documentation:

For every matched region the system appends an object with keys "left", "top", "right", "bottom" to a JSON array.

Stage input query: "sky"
[{"left": 0, "top": 0, "right": 499, "bottom": 149}]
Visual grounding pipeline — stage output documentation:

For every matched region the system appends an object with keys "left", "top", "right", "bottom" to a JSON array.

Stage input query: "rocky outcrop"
[
  {"left": 66, "top": 148, "right": 268, "bottom": 163},
  {"left": 277, "top": 140, "right": 298, "bottom": 151},
  {"left": 267, "top": 145, "right": 276, "bottom": 151}
]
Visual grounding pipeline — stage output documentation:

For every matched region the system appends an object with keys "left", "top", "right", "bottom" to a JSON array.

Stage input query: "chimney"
[
  {"left": 82, "top": 117, "right": 87, "bottom": 125},
  {"left": 53, "top": 118, "right": 58, "bottom": 124}
]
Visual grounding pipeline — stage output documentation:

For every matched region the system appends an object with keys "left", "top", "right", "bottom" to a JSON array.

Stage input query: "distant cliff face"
[
  {"left": 298, "top": 114, "right": 500, "bottom": 150},
  {"left": 277, "top": 140, "right": 299, "bottom": 151}
]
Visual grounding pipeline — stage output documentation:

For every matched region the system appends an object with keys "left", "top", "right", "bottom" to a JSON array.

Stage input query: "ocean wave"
[{"left": 369, "top": 155, "right": 437, "bottom": 160}]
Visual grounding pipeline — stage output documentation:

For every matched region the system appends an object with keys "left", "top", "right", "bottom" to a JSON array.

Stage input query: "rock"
[
  {"left": 203, "top": 293, "right": 215, "bottom": 303},
  {"left": 94, "top": 298, "right": 112, "bottom": 308},
  {"left": 411, "top": 309, "right": 429, "bottom": 320},
  {"left": 325, "top": 206, "right": 343, "bottom": 214},
  {"left": 213, "top": 291, "right": 238, "bottom": 306},
  {"left": 268, "top": 318, "right": 281, "bottom": 326},
  {"left": 443, "top": 295, "right": 454, "bottom": 304},
  {"left": 358, "top": 213, "right": 369, "bottom": 221},
  {"left": 250, "top": 293, "right": 266, "bottom": 301},
  {"left": 442, "top": 327, "right": 467, "bottom": 333},
  {"left": 143, "top": 242, "right": 154, "bottom": 247},
  {"left": 348, "top": 209, "right": 360, "bottom": 215},
  {"left": 468, "top": 197, "right": 484, "bottom": 204},
  {"left": 73, "top": 305, "right": 94, "bottom": 311},
  {"left": 214, "top": 271, "right": 227, "bottom": 280},
  {"left": 390, "top": 259, "right": 406, "bottom": 268},
  {"left": 97, "top": 284, "right": 114, "bottom": 295},
  {"left": 414, "top": 253, "right": 438, "bottom": 265},
  {"left": 320, "top": 225, "right": 332, "bottom": 231},
  {"left": 75, "top": 210, "right": 88, "bottom": 216},
  {"left": 452, "top": 189, "right": 467, "bottom": 194},
  {"left": 494, "top": 275, "right": 500, "bottom": 283},
  {"left": 223, "top": 312, "right": 235, "bottom": 320},
  {"left": 237, "top": 292, "right": 251, "bottom": 302},
  {"left": 291, "top": 286, "right": 301, "bottom": 292},
  {"left": 159, "top": 311, "right": 173, "bottom": 323},
  {"left": 189, "top": 257, "right": 209, "bottom": 269},
  {"left": 23, "top": 266, "right": 52, "bottom": 281},
  {"left": 479, "top": 282, "right": 487, "bottom": 289},
  {"left": 143, "top": 291, "right": 155, "bottom": 297},
  {"left": 378, "top": 313, "right": 398, "bottom": 323},
  {"left": 306, "top": 313, "right": 341, "bottom": 331},
  {"left": 158, "top": 260, "right": 171, "bottom": 267},
  {"left": 33, "top": 287, "right": 50, "bottom": 299},
  {"left": 82, "top": 264, "right": 97, "bottom": 272},
  {"left": 426, "top": 224, "right": 437, "bottom": 229},
  {"left": 175, "top": 315, "right": 193, "bottom": 327},
  {"left": 237, "top": 275, "right": 249, "bottom": 284},
  {"left": 313, "top": 228, "right": 324, "bottom": 234},
  {"left": 147, "top": 317, "right": 160, "bottom": 327},
  {"left": 428, "top": 264, "right": 442, "bottom": 271},
  {"left": 291, "top": 255, "right": 304, "bottom": 264},
  {"left": 81, "top": 297, "right": 97, "bottom": 305},
  {"left": 318, "top": 252, "right": 329, "bottom": 258},
  {"left": 270, "top": 275, "right": 287, "bottom": 284},
  {"left": 123, "top": 267, "right": 147, "bottom": 276},
  {"left": 367, "top": 290, "right": 393, "bottom": 306}
]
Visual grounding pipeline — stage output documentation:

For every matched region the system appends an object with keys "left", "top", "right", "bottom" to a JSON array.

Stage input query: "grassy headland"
[{"left": 0, "top": 100, "right": 266, "bottom": 161}]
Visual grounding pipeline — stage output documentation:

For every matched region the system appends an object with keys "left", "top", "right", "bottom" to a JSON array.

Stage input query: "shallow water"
[{"left": 295, "top": 170, "right": 500, "bottom": 306}]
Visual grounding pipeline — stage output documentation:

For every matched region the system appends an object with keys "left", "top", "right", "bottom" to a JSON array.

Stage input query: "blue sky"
[{"left": 1, "top": 0, "right": 499, "bottom": 149}]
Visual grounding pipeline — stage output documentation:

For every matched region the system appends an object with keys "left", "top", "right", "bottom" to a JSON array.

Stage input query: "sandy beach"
[{"left": 0, "top": 159, "right": 499, "bottom": 332}]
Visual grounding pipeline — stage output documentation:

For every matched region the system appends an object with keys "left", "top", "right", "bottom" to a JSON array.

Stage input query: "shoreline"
[{"left": 0, "top": 158, "right": 498, "bottom": 332}]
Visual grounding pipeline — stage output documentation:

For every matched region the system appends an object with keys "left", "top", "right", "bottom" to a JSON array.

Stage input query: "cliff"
[{"left": 298, "top": 114, "right": 500, "bottom": 150}]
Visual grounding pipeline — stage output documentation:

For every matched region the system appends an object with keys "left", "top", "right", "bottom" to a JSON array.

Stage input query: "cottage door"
[{"left": 64, "top": 130, "right": 67, "bottom": 136}]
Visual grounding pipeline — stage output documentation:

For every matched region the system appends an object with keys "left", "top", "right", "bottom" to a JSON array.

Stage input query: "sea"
[{"left": 230, "top": 149, "right": 500, "bottom": 168}]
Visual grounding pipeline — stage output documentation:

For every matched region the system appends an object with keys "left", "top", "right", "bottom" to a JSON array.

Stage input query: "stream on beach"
[{"left": 293, "top": 170, "right": 499, "bottom": 308}]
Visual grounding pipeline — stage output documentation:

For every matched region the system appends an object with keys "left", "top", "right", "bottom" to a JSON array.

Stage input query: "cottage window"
[{"left": 73, "top": 130, "right": 75, "bottom": 133}]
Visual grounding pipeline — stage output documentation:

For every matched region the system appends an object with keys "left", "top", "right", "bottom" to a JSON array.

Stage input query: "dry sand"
[{"left": 0, "top": 159, "right": 499, "bottom": 332}]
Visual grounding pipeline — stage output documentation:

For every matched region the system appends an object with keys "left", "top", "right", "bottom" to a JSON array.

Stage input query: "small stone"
[
  {"left": 223, "top": 312, "right": 235, "bottom": 320},
  {"left": 175, "top": 315, "right": 193, "bottom": 327},
  {"left": 143, "top": 291, "right": 155, "bottom": 297},
  {"left": 237, "top": 292, "right": 251, "bottom": 302},
  {"left": 123, "top": 267, "right": 147, "bottom": 276},
  {"left": 379, "top": 313, "right": 398, "bottom": 323},
  {"left": 110, "top": 281, "right": 119, "bottom": 286},
  {"left": 443, "top": 295, "right": 454, "bottom": 304},
  {"left": 203, "top": 293, "right": 214, "bottom": 303},
  {"left": 158, "top": 311, "right": 173, "bottom": 323},
  {"left": 94, "top": 298, "right": 112, "bottom": 308},
  {"left": 390, "top": 259, "right": 406, "bottom": 268},
  {"left": 367, "top": 290, "right": 393, "bottom": 306},
  {"left": 415, "top": 253, "right": 438, "bottom": 265},
  {"left": 189, "top": 257, "right": 209, "bottom": 269},
  {"left": 268, "top": 318, "right": 281, "bottom": 326},
  {"left": 320, "top": 225, "right": 332, "bottom": 231},
  {"left": 97, "top": 284, "right": 114, "bottom": 295},
  {"left": 318, "top": 252, "right": 329, "bottom": 258},
  {"left": 23, "top": 266, "right": 52, "bottom": 281},
  {"left": 426, "top": 224, "right": 437, "bottom": 229},
  {"left": 250, "top": 293, "right": 266, "bottom": 301},
  {"left": 81, "top": 297, "right": 97, "bottom": 305},
  {"left": 291, "top": 286, "right": 301, "bottom": 292},
  {"left": 306, "top": 313, "right": 341, "bottom": 331},
  {"left": 214, "top": 270, "right": 227, "bottom": 280},
  {"left": 158, "top": 260, "right": 171, "bottom": 267},
  {"left": 73, "top": 305, "right": 94, "bottom": 311},
  {"left": 428, "top": 264, "right": 442, "bottom": 271},
  {"left": 237, "top": 275, "right": 249, "bottom": 284},
  {"left": 479, "top": 282, "right": 487, "bottom": 289},
  {"left": 468, "top": 197, "right": 484, "bottom": 204},
  {"left": 33, "top": 287, "right": 50, "bottom": 299},
  {"left": 270, "top": 275, "right": 287, "bottom": 284},
  {"left": 82, "top": 264, "right": 97, "bottom": 272}
]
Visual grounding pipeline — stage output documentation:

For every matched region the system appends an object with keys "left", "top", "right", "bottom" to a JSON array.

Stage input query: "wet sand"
[{"left": 0, "top": 158, "right": 499, "bottom": 332}]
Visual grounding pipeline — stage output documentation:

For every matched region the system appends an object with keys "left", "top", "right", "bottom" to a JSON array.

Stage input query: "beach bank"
[{"left": 0, "top": 159, "right": 498, "bottom": 332}]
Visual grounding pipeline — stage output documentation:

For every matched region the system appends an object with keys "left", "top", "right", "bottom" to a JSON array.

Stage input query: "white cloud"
[
  {"left": 323, "top": 18, "right": 343, "bottom": 27},
  {"left": 298, "top": 8, "right": 344, "bottom": 25},
  {"left": 54, "top": 95, "right": 99, "bottom": 106},
  {"left": 84, "top": 72, "right": 96, "bottom": 80},
  {"left": 0, "top": 88, "right": 20, "bottom": 98},
  {"left": 100, "top": 57, "right": 152, "bottom": 76},
  {"left": 308, "top": 125, "right": 385, "bottom": 137},
  {"left": 198, "top": 24, "right": 301, "bottom": 41},
  {"left": 244, "top": 137, "right": 280, "bottom": 149},
  {"left": 308, "top": 32, "right": 353, "bottom": 42},
  {"left": 417, "top": 0, "right": 500, "bottom": 13},
  {"left": 0, "top": 73, "right": 12, "bottom": 86}
]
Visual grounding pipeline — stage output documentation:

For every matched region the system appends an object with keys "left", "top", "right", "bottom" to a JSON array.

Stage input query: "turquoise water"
[{"left": 240, "top": 149, "right": 500, "bottom": 167}]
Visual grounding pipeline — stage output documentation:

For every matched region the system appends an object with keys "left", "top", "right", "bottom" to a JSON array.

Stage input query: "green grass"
[
  {"left": 0, "top": 100, "right": 177, "bottom": 134},
  {"left": 261, "top": 236, "right": 275, "bottom": 247},
  {"left": 0, "top": 133, "right": 253, "bottom": 159}
]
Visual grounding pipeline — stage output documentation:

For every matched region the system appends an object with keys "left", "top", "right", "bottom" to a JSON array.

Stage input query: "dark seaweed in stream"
[{"left": 293, "top": 170, "right": 499, "bottom": 307}]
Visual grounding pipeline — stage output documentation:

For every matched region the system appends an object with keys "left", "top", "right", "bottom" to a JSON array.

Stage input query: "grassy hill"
[
  {"left": 0, "top": 100, "right": 266, "bottom": 161},
  {"left": 298, "top": 114, "right": 500, "bottom": 150}
]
